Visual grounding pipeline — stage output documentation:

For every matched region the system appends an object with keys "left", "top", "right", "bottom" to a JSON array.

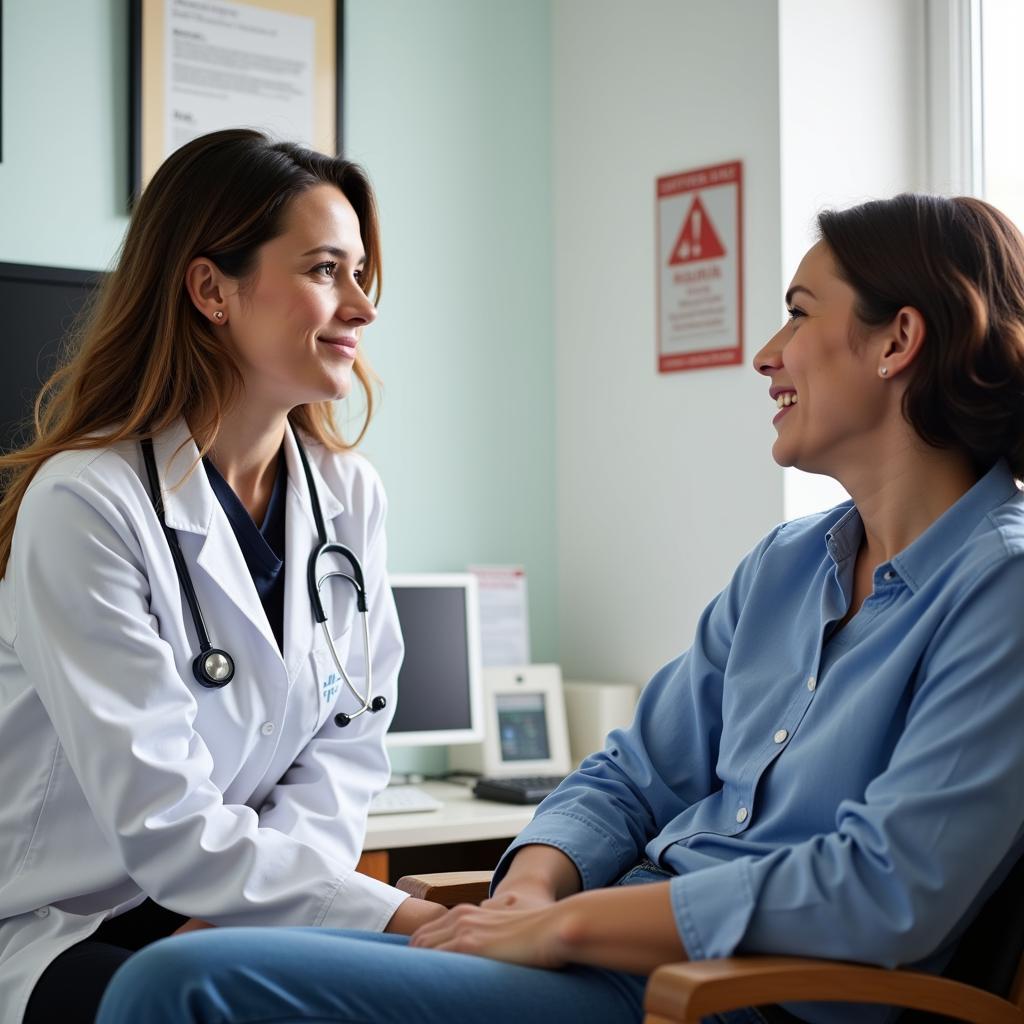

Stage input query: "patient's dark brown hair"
[{"left": 819, "top": 193, "right": 1024, "bottom": 479}]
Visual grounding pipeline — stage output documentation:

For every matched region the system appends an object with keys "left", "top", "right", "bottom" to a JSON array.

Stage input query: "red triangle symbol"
[{"left": 668, "top": 195, "right": 726, "bottom": 265}]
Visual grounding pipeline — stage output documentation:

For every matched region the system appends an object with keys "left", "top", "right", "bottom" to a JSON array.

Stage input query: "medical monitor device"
[
  {"left": 449, "top": 664, "right": 573, "bottom": 778},
  {"left": 385, "top": 573, "right": 484, "bottom": 747}
]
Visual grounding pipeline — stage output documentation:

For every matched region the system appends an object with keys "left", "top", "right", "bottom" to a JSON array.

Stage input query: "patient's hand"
[
  {"left": 480, "top": 885, "right": 555, "bottom": 912},
  {"left": 409, "top": 902, "right": 567, "bottom": 969}
]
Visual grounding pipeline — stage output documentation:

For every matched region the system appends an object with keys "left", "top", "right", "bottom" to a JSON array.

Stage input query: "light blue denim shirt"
[{"left": 495, "top": 460, "right": 1024, "bottom": 1024}]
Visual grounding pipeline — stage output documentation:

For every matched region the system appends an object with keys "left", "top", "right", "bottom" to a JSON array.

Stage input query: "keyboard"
[
  {"left": 367, "top": 785, "right": 444, "bottom": 815},
  {"left": 472, "top": 775, "right": 565, "bottom": 805}
]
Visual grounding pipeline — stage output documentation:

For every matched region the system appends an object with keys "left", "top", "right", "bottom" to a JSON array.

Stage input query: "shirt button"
[
  {"left": 883, "top": 570, "right": 895, "bottom": 582},
  {"left": 35, "top": 907, "right": 49, "bottom": 918},
  {"left": 736, "top": 807, "right": 748, "bottom": 824},
  {"left": 773, "top": 729, "right": 788, "bottom": 744},
  {"left": 260, "top": 722, "right": 275, "bottom": 736},
  {"left": 807, "top": 676, "right": 817, "bottom": 691}
]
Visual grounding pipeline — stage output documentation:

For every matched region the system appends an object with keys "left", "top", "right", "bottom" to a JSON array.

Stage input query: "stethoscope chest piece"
[{"left": 194, "top": 648, "right": 235, "bottom": 688}]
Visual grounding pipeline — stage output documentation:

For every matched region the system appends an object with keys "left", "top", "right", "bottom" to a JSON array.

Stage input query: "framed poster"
[
  {"left": 129, "top": 0, "right": 343, "bottom": 200},
  {"left": 655, "top": 160, "right": 743, "bottom": 373}
]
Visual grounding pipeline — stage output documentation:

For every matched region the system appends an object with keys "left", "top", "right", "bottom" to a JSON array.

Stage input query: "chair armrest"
[
  {"left": 396, "top": 871, "right": 494, "bottom": 907},
  {"left": 643, "top": 957, "right": 1022, "bottom": 1024}
]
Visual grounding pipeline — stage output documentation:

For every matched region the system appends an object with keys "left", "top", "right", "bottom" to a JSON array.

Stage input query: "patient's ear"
[{"left": 878, "top": 306, "right": 925, "bottom": 379}]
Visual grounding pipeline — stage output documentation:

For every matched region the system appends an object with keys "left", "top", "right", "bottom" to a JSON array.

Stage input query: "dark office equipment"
[
  {"left": 472, "top": 774, "right": 565, "bottom": 805},
  {"left": 0, "top": 262, "right": 103, "bottom": 453}
]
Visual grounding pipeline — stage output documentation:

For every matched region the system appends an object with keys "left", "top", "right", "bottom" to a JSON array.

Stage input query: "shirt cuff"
[
  {"left": 491, "top": 809, "right": 636, "bottom": 894},
  {"left": 319, "top": 870, "right": 408, "bottom": 932},
  {"left": 670, "top": 857, "right": 756, "bottom": 960}
]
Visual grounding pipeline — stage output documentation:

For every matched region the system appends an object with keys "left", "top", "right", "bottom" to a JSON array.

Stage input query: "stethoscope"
[{"left": 140, "top": 436, "right": 387, "bottom": 728}]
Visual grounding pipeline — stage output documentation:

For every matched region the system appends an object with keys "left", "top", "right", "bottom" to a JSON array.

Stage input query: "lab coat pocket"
[{"left": 310, "top": 622, "right": 355, "bottom": 735}]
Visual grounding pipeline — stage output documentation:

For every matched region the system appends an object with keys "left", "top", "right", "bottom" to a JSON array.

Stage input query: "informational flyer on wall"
[
  {"left": 164, "top": 0, "right": 314, "bottom": 152},
  {"left": 468, "top": 565, "right": 531, "bottom": 667},
  {"left": 133, "top": 0, "right": 339, "bottom": 195},
  {"left": 655, "top": 160, "right": 743, "bottom": 373}
]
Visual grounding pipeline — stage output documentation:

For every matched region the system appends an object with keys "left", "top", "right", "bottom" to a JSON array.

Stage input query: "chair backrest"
[
  {"left": 938, "top": 851, "right": 1024, "bottom": 1005},
  {"left": 895, "top": 852, "right": 1024, "bottom": 1024}
]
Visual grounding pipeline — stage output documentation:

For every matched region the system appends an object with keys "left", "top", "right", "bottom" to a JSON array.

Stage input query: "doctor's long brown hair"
[{"left": 0, "top": 129, "right": 383, "bottom": 576}]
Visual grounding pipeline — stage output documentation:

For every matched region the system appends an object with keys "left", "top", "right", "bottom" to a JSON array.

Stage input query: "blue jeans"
[{"left": 94, "top": 864, "right": 793, "bottom": 1024}]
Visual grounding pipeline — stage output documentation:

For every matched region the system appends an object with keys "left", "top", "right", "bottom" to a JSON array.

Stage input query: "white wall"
[
  {"left": 551, "top": 0, "right": 786, "bottom": 685},
  {"left": 778, "top": 0, "right": 927, "bottom": 519}
]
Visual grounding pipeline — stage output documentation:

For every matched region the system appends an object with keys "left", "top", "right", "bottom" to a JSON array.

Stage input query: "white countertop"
[{"left": 363, "top": 781, "right": 536, "bottom": 850}]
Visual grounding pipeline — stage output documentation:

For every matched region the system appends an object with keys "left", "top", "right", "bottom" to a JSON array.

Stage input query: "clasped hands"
[{"left": 406, "top": 882, "right": 572, "bottom": 970}]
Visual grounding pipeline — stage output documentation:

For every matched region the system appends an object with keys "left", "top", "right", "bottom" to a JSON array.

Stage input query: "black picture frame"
[{"left": 128, "top": 0, "right": 344, "bottom": 203}]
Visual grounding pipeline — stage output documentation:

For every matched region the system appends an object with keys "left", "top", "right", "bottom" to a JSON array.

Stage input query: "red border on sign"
[{"left": 655, "top": 160, "right": 743, "bottom": 374}]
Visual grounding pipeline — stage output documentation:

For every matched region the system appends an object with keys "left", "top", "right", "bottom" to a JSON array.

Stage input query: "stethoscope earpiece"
[
  {"left": 193, "top": 648, "right": 235, "bottom": 688},
  {"left": 333, "top": 694, "right": 386, "bottom": 729}
]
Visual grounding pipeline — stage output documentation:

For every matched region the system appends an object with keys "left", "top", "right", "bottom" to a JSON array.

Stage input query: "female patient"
[{"left": 98, "top": 194, "right": 1024, "bottom": 1024}]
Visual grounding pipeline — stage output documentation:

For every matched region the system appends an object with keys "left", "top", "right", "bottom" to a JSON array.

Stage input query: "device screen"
[{"left": 496, "top": 693, "right": 550, "bottom": 762}]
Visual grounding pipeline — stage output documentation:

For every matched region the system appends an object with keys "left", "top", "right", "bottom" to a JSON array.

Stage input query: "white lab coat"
[{"left": 0, "top": 419, "right": 407, "bottom": 1022}]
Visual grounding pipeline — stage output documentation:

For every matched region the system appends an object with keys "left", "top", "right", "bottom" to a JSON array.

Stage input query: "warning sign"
[
  {"left": 656, "top": 161, "right": 743, "bottom": 373},
  {"left": 668, "top": 196, "right": 726, "bottom": 264}
]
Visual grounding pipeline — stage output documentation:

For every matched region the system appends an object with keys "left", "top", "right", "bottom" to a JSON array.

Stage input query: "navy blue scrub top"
[{"left": 203, "top": 448, "right": 288, "bottom": 652}]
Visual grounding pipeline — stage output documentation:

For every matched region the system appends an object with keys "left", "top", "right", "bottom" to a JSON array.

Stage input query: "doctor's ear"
[
  {"left": 185, "top": 258, "right": 231, "bottom": 326},
  {"left": 877, "top": 305, "right": 926, "bottom": 381}
]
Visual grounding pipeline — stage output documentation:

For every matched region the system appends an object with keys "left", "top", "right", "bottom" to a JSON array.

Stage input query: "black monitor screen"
[
  {"left": 389, "top": 585, "right": 473, "bottom": 734},
  {"left": 0, "top": 263, "right": 103, "bottom": 453}
]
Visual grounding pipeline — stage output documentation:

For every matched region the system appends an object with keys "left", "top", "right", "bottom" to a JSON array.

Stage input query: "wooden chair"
[{"left": 397, "top": 864, "right": 1024, "bottom": 1024}]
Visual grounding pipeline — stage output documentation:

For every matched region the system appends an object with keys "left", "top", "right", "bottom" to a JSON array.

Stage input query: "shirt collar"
[
  {"left": 892, "top": 460, "right": 1019, "bottom": 592},
  {"left": 825, "top": 504, "right": 861, "bottom": 565},
  {"left": 824, "top": 460, "right": 1019, "bottom": 591}
]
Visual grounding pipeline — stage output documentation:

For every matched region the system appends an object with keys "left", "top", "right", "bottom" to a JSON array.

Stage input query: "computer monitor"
[
  {"left": 0, "top": 262, "right": 103, "bottom": 452},
  {"left": 385, "top": 573, "right": 484, "bottom": 747}
]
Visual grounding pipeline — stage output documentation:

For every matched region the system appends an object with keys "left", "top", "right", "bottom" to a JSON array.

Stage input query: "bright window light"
[{"left": 980, "top": 0, "right": 1024, "bottom": 228}]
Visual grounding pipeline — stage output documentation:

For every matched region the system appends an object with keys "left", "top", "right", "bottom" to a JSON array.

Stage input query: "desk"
[{"left": 357, "top": 782, "right": 535, "bottom": 883}]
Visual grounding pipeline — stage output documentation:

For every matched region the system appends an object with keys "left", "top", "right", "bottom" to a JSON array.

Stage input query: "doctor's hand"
[
  {"left": 383, "top": 896, "right": 448, "bottom": 935},
  {"left": 409, "top": 902, "right": 568, "bottom": 969}
]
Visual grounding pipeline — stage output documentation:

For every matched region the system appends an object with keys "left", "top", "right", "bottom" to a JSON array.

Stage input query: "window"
[{"left": 978, "top": 1, "right": 1024, "bottom": 225}]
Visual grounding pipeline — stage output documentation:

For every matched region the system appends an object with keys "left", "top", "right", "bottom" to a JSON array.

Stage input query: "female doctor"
[{"left": 0, "top": 128, "right": 443, "bottom": 1024}]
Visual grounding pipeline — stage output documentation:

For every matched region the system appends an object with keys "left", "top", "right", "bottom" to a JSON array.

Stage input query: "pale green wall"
[
  {"left": 0, "top": 1, "right": 131, "bottom": 268},
  {"left": 344, "top": 0, "right": 556, "bottom": 665}
]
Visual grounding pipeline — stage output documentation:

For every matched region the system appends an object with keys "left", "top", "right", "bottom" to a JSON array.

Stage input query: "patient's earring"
[
  {"left": 213, "top": 310, "right": 225, "bottom": 321},
  {"left": 879, "top": 366, "right": 888, "bottom": 377}
]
